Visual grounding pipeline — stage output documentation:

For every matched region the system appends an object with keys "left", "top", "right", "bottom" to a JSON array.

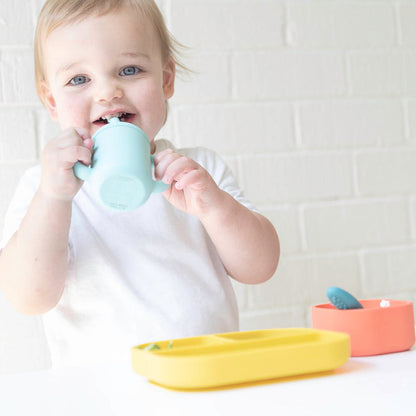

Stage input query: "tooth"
[{"left": 104, "top": 112, "right": 121, "bottom": 121}]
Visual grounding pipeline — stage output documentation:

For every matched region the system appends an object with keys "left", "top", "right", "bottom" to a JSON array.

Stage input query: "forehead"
[{"left": 43, "top": 8, "right": 161, "bottom": 71}]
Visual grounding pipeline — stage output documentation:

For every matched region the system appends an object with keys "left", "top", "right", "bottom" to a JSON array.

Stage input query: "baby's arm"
[
  {"left": 0, "top": 128, "right": 93, "bottom": 314},
  {"left": 154, "top": 149, "right": 279, "bottom": 284}
]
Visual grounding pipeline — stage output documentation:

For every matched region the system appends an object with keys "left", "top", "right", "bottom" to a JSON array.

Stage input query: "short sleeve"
[{"left": 1, "top": 166, "right": 41, "bottom": 249}]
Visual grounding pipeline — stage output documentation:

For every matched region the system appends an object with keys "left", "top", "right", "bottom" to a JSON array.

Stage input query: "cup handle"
[
  {"left": 151, "top": 155, "right": 170, "bottom": 193},
  {"left": 73, "top": 161, "right": 93, "bottom": 181}
]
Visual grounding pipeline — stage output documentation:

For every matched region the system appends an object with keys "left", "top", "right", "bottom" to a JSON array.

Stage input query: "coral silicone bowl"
[{"left": 311, "top": 299, "right": 415, "bottom": 357}]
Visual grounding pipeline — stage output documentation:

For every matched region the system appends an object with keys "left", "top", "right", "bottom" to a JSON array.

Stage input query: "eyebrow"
[
  {"left": 119, "top": 51, "right": 150, "bottom": 60},
  {"left": 55, "top": 61, "right": 84, "bottom": 77},
  {"left": 55, "top": 52, "right": 150, "bottom": 77}
]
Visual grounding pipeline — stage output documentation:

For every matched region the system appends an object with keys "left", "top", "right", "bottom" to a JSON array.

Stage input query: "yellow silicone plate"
[{"left": 131, "top": 328, "right": 350, "bottom": 390}]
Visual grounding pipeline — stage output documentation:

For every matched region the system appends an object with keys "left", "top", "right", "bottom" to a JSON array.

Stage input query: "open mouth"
[{"left": 93, "top": 112, "right": 134, "bottom": 126}]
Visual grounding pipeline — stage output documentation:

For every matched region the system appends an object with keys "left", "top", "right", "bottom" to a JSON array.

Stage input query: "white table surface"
[{"left": 0, "top": 347, "right": 415, "bottom": 416}]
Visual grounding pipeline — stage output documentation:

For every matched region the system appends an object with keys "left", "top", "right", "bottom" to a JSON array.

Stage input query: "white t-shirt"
[{"left": 1, "top": 139, "right": 257, "bottom": 368}]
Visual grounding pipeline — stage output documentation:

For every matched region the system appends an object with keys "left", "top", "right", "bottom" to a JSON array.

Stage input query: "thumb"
[{"left": 74, "top": 127, "right": 93, "bottom": 150}]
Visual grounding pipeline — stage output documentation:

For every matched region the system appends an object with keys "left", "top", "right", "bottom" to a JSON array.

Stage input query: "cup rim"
[
  {"left": 92, "top": 121, "right": 147, "bottom": 143},
  {"left": 312, "top": 299, "right": 413, "bottom": 312}
]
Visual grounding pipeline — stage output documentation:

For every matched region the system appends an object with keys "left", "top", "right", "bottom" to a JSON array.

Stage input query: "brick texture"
[{"left": 1, "top": 0, "right": 415, "bottom": 372}]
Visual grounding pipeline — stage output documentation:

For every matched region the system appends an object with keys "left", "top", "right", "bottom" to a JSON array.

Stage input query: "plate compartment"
[{"left": 131, "top": 328, "right": 350, "bottom": 389}]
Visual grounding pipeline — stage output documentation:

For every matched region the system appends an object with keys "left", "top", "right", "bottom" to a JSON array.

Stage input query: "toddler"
[{"left": 0, "top": 0, "right": 279, "bottom": 367}]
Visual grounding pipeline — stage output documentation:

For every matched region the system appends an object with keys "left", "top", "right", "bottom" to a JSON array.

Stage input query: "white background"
[{"left": 1, "top": 0, "right": 415, "bottom": 372}]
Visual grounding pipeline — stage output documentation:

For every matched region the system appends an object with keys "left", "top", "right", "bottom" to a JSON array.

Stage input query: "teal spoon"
[{"left": 327, "top": 287, "right": 363, "bottom": 310}]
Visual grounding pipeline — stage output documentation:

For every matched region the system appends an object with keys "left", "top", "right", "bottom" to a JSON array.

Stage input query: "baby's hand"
[
  {"left": 154, "top": 148, "right": 224, "bottom": 218},
  {"left": 39, "top": 128, "right": 93, "bottom": 201}
]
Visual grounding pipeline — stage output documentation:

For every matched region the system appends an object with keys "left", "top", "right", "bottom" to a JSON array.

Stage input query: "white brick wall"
[{"left": 1, "top": 0, "right": 416, "bottom": 372}]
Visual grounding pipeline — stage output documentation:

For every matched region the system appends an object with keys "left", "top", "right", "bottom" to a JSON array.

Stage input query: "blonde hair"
[{"left": 34, "top": 0, "right": 186, "bottom": 104}]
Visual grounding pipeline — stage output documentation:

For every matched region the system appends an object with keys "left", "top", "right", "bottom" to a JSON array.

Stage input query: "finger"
[
  {"left": 60, "top": 145, "right": 92, "bottom": 169},
  {"left": 74, "top": 127, "right": 91, "bottom": 142},
  {"left": 83, "top": 138, "right": 94, "bottom": 150},
  {"left": 175, "top": 168, "right": 206, "bottom": 191},
  {"left": 55, "top": 128, "right": 84, "bottom": 148},
  {"left": 74, "top": 127, "right": 94, "bottom": 150},
  {"left": 163, "top": 156, "right": 199, "bottom": 184},
  {"left": 154, "top": 150, "right": 182, "bottom": 180},
  {"left": 153, "top": 148, "right": 174, "bottom": 164}
]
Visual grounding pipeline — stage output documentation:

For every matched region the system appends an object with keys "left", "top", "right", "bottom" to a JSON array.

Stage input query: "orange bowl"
[{"left": 311, "top": 299, "right": 415, "bottom": 357}]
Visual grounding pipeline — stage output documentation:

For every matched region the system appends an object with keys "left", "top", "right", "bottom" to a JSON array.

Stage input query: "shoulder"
[
  {"left": 154, "top": 139, "right": 217, "bottom": 161},
  {"left": 179, "top": 146, "right": 218, "bottom": 162},
  {"left": 180, "top": 146, "right": 227, "bottom": 174}
]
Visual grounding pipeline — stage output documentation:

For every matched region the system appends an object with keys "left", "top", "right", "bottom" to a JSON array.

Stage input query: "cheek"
[
  {"left": 140, "top": 83, "right": 165, "bottom": 108},
  {"left": 55, "top": 94, "right": 88, "bottom": 128},
  {"left": 138, "top": 84, "right": 167, "bottom": 126}
]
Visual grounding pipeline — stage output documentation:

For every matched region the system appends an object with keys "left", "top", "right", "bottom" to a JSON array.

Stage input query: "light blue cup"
[{"left": 73, "top": 118, "right": 169, "bottom": 211}]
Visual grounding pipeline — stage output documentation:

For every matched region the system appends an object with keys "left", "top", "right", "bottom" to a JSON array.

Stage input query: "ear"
[
  {"left": 39, "top": 81, "right": 59, "bottom": 121},
  {"left": 162, "top": 57, "right": 175, "bottom": 100}
]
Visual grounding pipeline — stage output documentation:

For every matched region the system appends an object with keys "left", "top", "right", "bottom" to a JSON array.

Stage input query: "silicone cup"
[
  {"left": 311, "top": 299, "right": 415, "bottom": 357},
  {"left": 73, "top": 118, "right": 169, "bottom": 211}
]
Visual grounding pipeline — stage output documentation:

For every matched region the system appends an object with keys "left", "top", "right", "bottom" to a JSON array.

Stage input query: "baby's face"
[{"left": 41, "top": 7, "right": 175, "bottom": 142}]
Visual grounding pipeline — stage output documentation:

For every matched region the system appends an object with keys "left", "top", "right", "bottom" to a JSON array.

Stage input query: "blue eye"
[
  {"left": 120, "top": 66, "right": 140, "bottom": 76},
  {"left": 70, "top": 75, "right": 88, "bottom": 86}
]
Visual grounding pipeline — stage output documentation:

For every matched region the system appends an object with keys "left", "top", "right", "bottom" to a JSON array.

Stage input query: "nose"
[{"left": 94, "top": 78, "right": 123, "bottom": 104}]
